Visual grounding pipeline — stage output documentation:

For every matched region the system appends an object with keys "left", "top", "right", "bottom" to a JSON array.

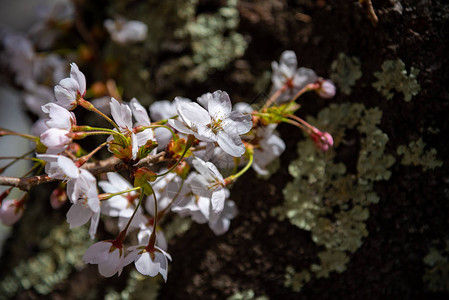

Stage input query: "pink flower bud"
[
  {"left": 0, "top": 199, "right": 24, "bottom": 226},
  {"left": 316, "top": 79, "right": 336, "bottom": 99},
  {"left": 311, "top": 129, "right": 333, "bottom": 151},
  {"left": 50, "top": 187, "right": 68, "bottom": 209}
]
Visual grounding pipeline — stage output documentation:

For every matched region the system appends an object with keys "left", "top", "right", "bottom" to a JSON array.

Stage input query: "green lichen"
[
  {"left": 311, "top": 250, "right": 350, "bottom": 278},
  {"left": 330, "top": 53, "right": 362, "bottom": 95},
  {"left": 273, "top": 103, "right": 395, "bottom": 292},
  {"left": 423, "top": 241, "right": 449, "bottom": 292},
  {"left": 105, "top": 0, "right": 246, "bottom": 102},
  {"left": 0, "top": 223, "right": 89, "bottom": 298},
  {"left": 372, "top": 59, "right": 421, "bottom": 102},
  {"left": 397, "top": 137, "right": 443, "bottom": 171},
  {"left": 284, "top": 266, "right": 311, "bottom": 292},
  {"left": 158, "top": 0, "right": 247, "bottom": 83},
  {"left": 227, "top": 289, "right": 269, "bottom": 300}
]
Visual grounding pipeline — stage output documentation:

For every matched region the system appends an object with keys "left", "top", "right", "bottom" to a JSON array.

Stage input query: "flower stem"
[
  {"left": 78, "top": 99, "right": 120, "bottom": 131},
  {"left": 99, "top": 186, "right": 141, "bottom": 201},
  {"left": 282, "top": 118, "right": 309, "bottom": 133},
  {"left": 140, "top": 125, "right": 177, "bottom": 141},
  {"left": 76, "top": 141, "right": 111, "bottom": 167},
  {"left": 147, "top": 184, "right": 158, "bottom": 249},
  {"left": 117, "top": 187, "right": 144, "bottom": 243},
  {"left": 262, "top": 83, "right": 288, "bottom": 110},
  {"left": 158, "top": 179, "right": 184, "bottom": 218},
  {"left": 0, "top": 128, "right": 38, "bottom": 142},
  {"left": 157, "top": 134, "right": 195, "bottom": 178},
  {"left": 0, "top": 150, "right": 37, "bottom": 174},
  {"left": 285, "top": 83, "right": 319, "bottom": 107},
  {"left": 227, "top": 151, "right": 254, "bottom": 183}
]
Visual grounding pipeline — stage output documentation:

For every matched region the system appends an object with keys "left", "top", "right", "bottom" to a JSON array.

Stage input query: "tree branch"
[{"left": 0, "top": 152, "right": 165, "bottom": 191}]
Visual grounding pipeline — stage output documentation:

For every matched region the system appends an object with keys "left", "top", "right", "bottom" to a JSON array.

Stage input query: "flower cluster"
[{"left": 0, "top": 50, "right": 335, "bottom": 281}]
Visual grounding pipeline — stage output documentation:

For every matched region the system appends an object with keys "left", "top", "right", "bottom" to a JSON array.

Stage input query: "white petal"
[
  {"left": 176, "top": 99, "right": 210, "bottom": 127},
  {"left": 59, "top": 77, "right": 80, "bottom": 93},
  {"left": 196, "top": 125, "right": 216, "bottom": 142},
  {"left": 223, "top": 111, "right": 252, "bottom": 135},
  {"left": 130, "top": 98, "right": 151, "bottom": 125},
  {"left": 44, "top": 104, "right": 73, "bottom": 130},
  {"left": 209, "top": 217, "right": 230, "bottom": 236},
  {"left": 83, "top": 241, "right": 112, "bottom": 263},
  {"left": 105, "top": 172, "right": 133, "bottom": 191},
  {"left": 136, "top": 130, "right": 154, "bottom": 147},
  {"left": 54, "top": 85, "right": 76, "bottom": 109},
  {"left": 167, "top": 119, "right": 195, "bottom": 135},
  {"left": 70, "top": 63, "right": 86, "bottom": 96},
  {"left": 210, "top": 188, "right": 225, "bottom": 212},
  {"left": 135, "top": 252, "right": 159, "bottom": 277},
  {"left": 98, "top": 249, "right": 121, "bottom": 277},
  {"left": 66, "top": 201, "right": 92, "bottom": 228},
  {"left": 40, "top": 128, "right": 71, "bottom": 148},
  {"left": 280, "top": 50, "right": 298, "bottom": 70},
  {"left": 131, "top": 132, "right": 138, "bottom": 160},
  {"left": 57, "top": 156, "right": 79, "bottom": 179},
  {"left": 110, "top": 97, "right": 133, "bottom": 131},
  {"left": 89, "top": 211, "right": 100, "bottom": 239},
  {"left": 197, "top": 197, "right": 210, "bottom": 220},
  {"left": 207, "top": 90, "right": 231, "bottom": 120},
  {"left": 150, "top": 100, "right": 178, "bottom": 121},
  {"left": 217, "top": 131, "right": 245, "bottom": 157},
  {"left": 154, "top": 251, "right": 168, "bottom": 281},
  {"left": 293, "top": 67, "right": 317, "bottom": 88}
]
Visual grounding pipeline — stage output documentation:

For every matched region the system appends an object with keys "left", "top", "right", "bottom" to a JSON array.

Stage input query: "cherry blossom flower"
[
  {"left": 170, "top": 176, "right": 236, "bottom": 236},
  {"left": 252, "top": 125, "right": 286, "bottom": 175},
  {"left": 126, "top": 244, "right": 172, "bottom": 281},
  {"left": 188, "top": 158, "right": 227, "bottom": 223},
  {"left": 0, "top": 199, "right": 24, "bottom": 226},
  {"left": 38, "top": 154, "right": 100, "bottom": 238},
  {"left": 99, "top": 172, "right": 140, "bottom": 219},
  {"left": 66, "top": 169, "right": 100, "bottom": 239},
  {"left": 271, "top": 50, "right": 317, "bottom": 103},
  {"left": 83, "top": 240, "right": 127, "bottom": 277},
  {"left": 169, "top": 91, "right": 252, "bottom": 157},
  {"left": 104, "top": 17, "right": 148, "bottom": 44},
  {"left": 54, "top": 63, "right": 86, "bottom": 109}
]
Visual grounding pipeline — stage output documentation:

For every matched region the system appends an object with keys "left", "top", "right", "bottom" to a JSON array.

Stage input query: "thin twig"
[{"left": 0, "top": 153, "right": 164, "bottom": 191}]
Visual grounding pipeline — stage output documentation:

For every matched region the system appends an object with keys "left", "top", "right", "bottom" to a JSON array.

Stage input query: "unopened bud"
[
  {"left": 0, "top": 199, "right": 24, "bottom": 226},
  {"left": 50, "top": 187, "right": 67, "bottom": 209},
  {"left": 316, "top": 79, "right": 336, "bottom": 99},
  {"left": 311, "top": 129, "right": 333, "bottom": 151}
]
